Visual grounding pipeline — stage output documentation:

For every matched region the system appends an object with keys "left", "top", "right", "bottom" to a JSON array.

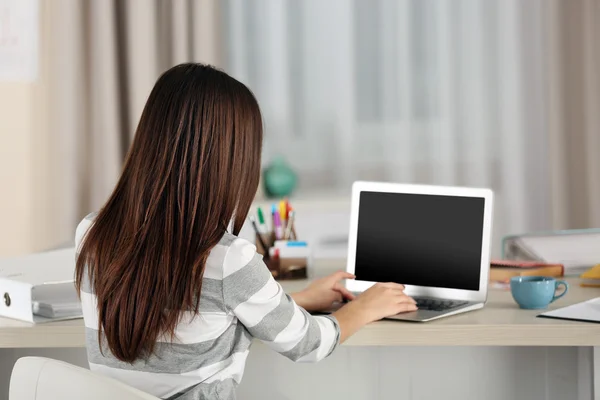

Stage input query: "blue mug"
[{"left": 510, "top": 276, "right": 569, "bottom": 309}]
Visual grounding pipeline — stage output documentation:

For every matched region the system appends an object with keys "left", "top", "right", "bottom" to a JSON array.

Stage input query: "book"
[
  {"left": 502, "top": 229, "right": 600, "bottom": 275},
  {"left": 580, "top": 264, "right": 600, "bottom": 287},
  {"left": 490, "top": 260, "right": 564, "bottom": 283}
]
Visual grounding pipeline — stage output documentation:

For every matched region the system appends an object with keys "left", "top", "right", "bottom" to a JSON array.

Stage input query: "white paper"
[
  {"left": 539, "top": 297, "right": 600, "bottom": 323},
  {"left": 0, "top": 0, "right": 38, "bottom": 81}
]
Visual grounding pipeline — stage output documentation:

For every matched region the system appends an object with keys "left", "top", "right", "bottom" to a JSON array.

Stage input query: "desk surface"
[{"left": 1, "top": 261, "right": 600, "bottom": 348}]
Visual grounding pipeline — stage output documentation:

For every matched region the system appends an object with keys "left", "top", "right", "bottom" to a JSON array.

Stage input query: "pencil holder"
[
  {"left": 274, "top": 256, "right": 309, "bottom": 280},
  {"left": 255, "top": 232, "right": 273, "bottom": 256},
  {"left": 256, "top": 233, "right": 309, "bottom": 280}
]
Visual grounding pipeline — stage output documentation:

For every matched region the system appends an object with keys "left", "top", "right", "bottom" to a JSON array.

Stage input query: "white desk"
[
  {"left": 1, "top": 260, "right": 599, "bottom": 399},
  {"left": 2, "top": 278, "right": 599, "bottom": 348}
]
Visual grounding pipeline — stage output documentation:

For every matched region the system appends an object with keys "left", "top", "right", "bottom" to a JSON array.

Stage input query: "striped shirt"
[{"left": 76, "top": 214, "right": 340, "bottom": 400}]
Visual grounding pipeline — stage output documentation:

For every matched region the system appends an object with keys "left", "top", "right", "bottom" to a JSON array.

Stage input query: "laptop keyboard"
[
  {"left": 413, "top": 297, "right": 468, "bottom": 312},
  {"left": 323, "top": 294, "right": 468, "bottom": 314}
]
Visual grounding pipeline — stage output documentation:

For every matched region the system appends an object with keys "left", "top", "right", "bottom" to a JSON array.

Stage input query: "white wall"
[
  {"left": 0, "top": 83, "right": 36, "bottom": 256},
  {"left": 0, "top": 0, "right": 65, "bottom": 257}
]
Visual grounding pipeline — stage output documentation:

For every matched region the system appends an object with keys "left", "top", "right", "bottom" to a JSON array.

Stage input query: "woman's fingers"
[
  {"left": 378, "top": 282, "right": 405, "bottom": 291},
  {"left": 396, "top": 302, "right": 419, "bottom": 313},
  {"left": 329, "top": 271, "right": 356, "bottom": 282},
  {"left": 334, "top": 283, "right": 356, "bottom": 300},
  {"left": 398, "top": 294, "right": 417, "bottom": 305}
]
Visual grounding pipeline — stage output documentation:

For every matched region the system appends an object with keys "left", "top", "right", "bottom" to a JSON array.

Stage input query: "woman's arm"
[
  {"left": 331, "top": 282, "right": 417, "bottom": 342},
  {"left": 292, "top": 276, "right": 417, "bottom": 343},
  {"left": 222, "top": 240, "right": 340, "bottom": 362},
  {"left": 222, "top": 239, "right": 416, "bottom": 361},
  {"left": 290, "top": 271, "right": 356, "bottom": 313},
  {"left": 290, "top": 272, "right": 418, "bottom": 343}
]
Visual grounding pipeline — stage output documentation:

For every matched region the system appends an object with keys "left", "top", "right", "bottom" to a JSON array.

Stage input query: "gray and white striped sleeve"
[{"left": 222, "top": 238, "right": 341, "bottom": 362}]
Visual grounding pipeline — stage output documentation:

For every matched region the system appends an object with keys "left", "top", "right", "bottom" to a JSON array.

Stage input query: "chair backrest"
[{"left": 9, "top": 357, "right": 159, "bottom": 400}]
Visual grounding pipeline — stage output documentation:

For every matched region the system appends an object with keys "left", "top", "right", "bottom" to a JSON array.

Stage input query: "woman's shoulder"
[
  {"left": 207, "top": 233, "right": 261, "bottom": 278},
  {"left": 214, "top": 232, "right": 258, "bottom": 265},
  {"left": 217, "top": 231, "right": 254, "bottom": 248},
  {"left": 75, "top": 212, "right": 98, "bottom": 249}
]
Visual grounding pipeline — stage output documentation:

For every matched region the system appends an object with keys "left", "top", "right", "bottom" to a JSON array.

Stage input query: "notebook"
[
  {"left": 490, "top": 260, "right": 564, "bottom": 283},
  {"left": 538, "top": 298, "right": 600, "bottom": 324}
]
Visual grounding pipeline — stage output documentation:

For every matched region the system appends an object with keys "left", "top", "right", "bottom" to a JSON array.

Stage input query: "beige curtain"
[
  {"left": 30, "top": 0, "right": 599, "bottom": 252},
  {"left": 546, "top": 0, "right": 600, "bottom": 230},
  {"left": 35, "top": 0, "right": 221, "bottom": 249}
]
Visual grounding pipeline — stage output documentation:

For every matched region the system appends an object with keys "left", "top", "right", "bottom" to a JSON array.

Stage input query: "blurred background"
[{"left": 0, "top": 0, "right": 598, "bottom": 258}]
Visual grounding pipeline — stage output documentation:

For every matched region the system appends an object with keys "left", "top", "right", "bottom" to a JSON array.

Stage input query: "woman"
[{"left": 75, "top": 63, "right": 416, "bottom": 400}]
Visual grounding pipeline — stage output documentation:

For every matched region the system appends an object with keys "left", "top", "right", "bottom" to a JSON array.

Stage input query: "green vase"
[{"left": 263, "top": 156, "right": 297, "bottom": 198}]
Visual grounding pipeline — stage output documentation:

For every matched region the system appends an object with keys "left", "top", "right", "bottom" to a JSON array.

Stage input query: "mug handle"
[{"left": 551, "top": 280, "right": 569, "bottom": 303}]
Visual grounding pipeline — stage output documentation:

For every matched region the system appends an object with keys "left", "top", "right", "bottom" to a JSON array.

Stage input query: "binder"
[
  {"left": 502, "top": 229, "right": 600, "bottom": 275},
  {"left": 0, "top": 247, "right": 82, "bottom": 323}
]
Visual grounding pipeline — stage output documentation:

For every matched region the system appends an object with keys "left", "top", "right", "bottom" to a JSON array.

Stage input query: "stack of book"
[
  {"left": 490, "top": 260, "right": 564, "bottom": 284},
  {"left": 502, "top": 229, "right": 600, "bottom": 275}
]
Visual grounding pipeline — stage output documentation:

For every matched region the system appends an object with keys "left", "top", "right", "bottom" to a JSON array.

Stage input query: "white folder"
[{"left": 0, "top": 247, "right": 82, "bottom": 323}]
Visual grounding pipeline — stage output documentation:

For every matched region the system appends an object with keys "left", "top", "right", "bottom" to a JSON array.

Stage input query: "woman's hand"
[
  {"left": 333, "top": 282, "right": 416, "bottom": 343},
  {"left": 291, "top": 271, "right": 356, "bottom": 312},
  {"left": 347, "top": 282, "right": 417, "bottom": 323}
]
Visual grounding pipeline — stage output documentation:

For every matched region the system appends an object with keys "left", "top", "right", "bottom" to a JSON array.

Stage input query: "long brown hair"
[{"left": 75, "top": 63, "right": 263, "bottom": 362}]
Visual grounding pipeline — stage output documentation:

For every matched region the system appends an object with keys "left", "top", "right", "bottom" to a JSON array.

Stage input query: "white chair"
[{"left": 9, "top": 357, "right": 159, "bottom": 400}]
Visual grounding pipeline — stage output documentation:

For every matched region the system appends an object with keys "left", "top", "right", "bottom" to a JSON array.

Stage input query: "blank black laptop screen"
[{"left": 355, "top": 191, "right": 485, "bottom": 291}]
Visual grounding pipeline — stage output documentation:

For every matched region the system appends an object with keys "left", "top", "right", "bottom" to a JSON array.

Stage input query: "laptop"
[{"left": 342, "top": 181, "right": 494, "bottom": 322}]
